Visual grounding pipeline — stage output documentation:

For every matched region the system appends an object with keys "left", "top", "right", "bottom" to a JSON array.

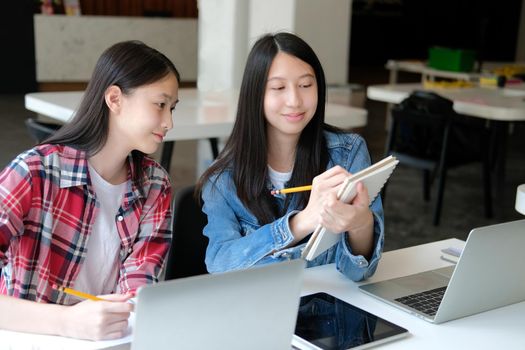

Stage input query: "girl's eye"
[
  {"left": 270, "top": 86, "right": 285, "bottom": 91},
  {"left": 157, "top": 102, "right": 166, "bottom": 109},
  {"left": 300, "top": 83, "right": 312, "bottom": 88}
]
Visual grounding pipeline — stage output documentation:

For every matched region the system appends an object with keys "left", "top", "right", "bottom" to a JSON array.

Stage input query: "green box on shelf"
[{"left": 428, "top": 47, "right": 476, "bottom": 72}]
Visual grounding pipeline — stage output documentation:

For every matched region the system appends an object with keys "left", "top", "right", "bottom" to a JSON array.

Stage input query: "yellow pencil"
[
  {"left": 53, "top": 284, "right": 104, "bottom": 301},
  {"left": 271, "top": 185, "right": 312, "bottom": 195}
]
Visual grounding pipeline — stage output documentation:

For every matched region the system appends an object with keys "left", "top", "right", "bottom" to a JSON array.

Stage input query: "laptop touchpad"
[
  {"left": 432, "top": 266, "right": 454, "bottom": 279},
  {"left": 392, "top": 270, "right": 450, "bottom": 294}
]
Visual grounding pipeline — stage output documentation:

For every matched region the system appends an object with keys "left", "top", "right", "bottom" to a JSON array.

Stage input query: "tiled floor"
[{"left": 1, "top": 76, "right": 524, "bottom": 252}]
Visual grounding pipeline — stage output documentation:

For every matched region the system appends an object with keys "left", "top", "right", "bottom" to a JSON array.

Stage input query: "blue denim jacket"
[{"left": 201, "top": 131, "right": 384, "bottom": 281}]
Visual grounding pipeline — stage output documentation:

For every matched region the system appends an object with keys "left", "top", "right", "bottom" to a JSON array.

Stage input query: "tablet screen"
[{"left": 294, "top": 292, "right": 408, "bottom": 350}]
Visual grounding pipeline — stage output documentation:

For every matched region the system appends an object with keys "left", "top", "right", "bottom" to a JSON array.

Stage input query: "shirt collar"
[
  {"left": 57, "top": 146, "right": 90, "bottom": 188},
  {"left": 57, "top": 146, "right": 146, "bottom": 201}
]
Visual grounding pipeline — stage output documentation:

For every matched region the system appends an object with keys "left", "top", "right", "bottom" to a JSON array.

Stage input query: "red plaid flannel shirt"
[{"left": 0, "top": 145, "right": 172, "bottom": 304}]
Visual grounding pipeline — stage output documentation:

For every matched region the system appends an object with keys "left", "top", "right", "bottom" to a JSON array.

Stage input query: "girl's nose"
[
  {"left": 286, "top": 86, "right": 301, "bottom": 107},
  {"left": 162, "top": 110, "right": 174, "bottom": 131}
]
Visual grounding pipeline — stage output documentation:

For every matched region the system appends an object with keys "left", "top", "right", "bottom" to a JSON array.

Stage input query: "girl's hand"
[
  {"left": 58, "top": 293, "right": 134, "bottom": 341},
  {"left": 321, "top": 181, "right": 372, "bottom": 234},
  {"left": 290, "top": 166, "right": 349, "bottom": 241},
  {"left": 321, "top": 182, "right": 374, "bottom": 257}
]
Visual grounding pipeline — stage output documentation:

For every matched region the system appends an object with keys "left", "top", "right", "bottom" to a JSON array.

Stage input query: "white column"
[
  {"left": 198, "top": 0, "right": 353, "bottom": 89},
  {"left": 197, "top": 0, "right": 250, "bottom": 177},
  {"left": 197, "top": 0, "right": 249, "bottom": 91}
]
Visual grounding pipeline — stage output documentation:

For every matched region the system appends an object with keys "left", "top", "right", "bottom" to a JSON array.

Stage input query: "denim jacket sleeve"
[
  {"left": 326, "top": 196, "right": 384, "bottom": 281},
  {"left": 202, "top": 174, "right": 297, "bottom": 273}
]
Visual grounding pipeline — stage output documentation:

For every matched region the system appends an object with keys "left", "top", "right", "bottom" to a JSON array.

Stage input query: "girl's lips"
[
  {"left": 153, "top": 133, "right": 165, "bottom": 141},
  {"left": 283, "top": 112, "right": 305, "bottom": 121}
]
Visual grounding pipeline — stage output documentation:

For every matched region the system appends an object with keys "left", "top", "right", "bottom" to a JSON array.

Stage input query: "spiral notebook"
[{"left": 301, "top": 156, "right": 398, "bottom": 261}]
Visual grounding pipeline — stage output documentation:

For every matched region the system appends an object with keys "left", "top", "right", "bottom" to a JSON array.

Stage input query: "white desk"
[
  {"left": 25, "top": 89, "right": 368, "bottom": 140},
  {"left": 367, "top": 82, "right": 525, "bottom": 185},
  {"left": 25, "top": 89, "right": 368, "bottom": 171},
  {"left": 386, "top": 60, "right": 482, "bottom": 83},
  {"left": 302, "top": 239, "right": 525, "bottom": 349},
  {"left": 386, "top": 59, "right": 525, "bottom": 84},
  {"left": 367, "top": 83, "right": 525, "bottom": 121},
  {"left": 2, "top": 238, "right": 524, "bottom": 349}
]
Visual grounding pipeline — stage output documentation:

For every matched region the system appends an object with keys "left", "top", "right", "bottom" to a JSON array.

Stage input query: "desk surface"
[
  {"left": 25, "top": 89, "right": 368, "bottom": 142},
  {"left": 303, "top": 238, "right": 525, "bottom": 349},
  {"left": 2, "top": 238, "right": 524, "bottom": 349},
  {"left": 386, "top": 60, "right": 483, "bottom": 81},
  {"left": 367, "top": 83, "right": 525, "bottom": 121}
]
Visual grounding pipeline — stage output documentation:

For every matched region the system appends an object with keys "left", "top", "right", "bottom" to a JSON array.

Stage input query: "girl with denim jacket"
[{"left": 196, "top": 33, "right": 384, "bottom": 281}]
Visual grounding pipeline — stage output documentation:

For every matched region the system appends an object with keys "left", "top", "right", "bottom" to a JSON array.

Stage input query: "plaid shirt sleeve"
[
  {"left": 117, "top": 162, "right": 173, "bottom": 293},
  {"left": 0, "top": 153, "right": 33, "bottom": 269}
]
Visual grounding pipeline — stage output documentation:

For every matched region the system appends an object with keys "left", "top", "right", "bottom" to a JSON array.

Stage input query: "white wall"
[{"left": 34, "top": 14, "right": 198, "bottom": 82}]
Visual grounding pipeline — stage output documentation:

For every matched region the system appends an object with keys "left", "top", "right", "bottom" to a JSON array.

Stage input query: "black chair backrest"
[
  {"left": 24, "top": 118, "right": 61, "bottom": 143},
  {"left": 393, "top": 90, "right": 454, "bottom": 126},
  {"left": 164, "top": 185, "right": 209, "bottom": 280},
  {"left": 391, "top": 90, "right": 487, "bottom": 162},
  {"left": 390, "top": 91, "right": 456, "bottom": 160}
]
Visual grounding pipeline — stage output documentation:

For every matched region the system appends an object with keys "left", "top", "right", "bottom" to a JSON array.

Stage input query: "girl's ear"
[{"left": 105, "top": 85, "right": 123, "bottom": 113}]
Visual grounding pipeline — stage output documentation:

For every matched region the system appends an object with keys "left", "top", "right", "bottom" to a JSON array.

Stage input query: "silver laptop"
[
  {"left": 359, "top": 219, "right": 525, "bottom": 324},
  {"left": 129, "top": 259, "right": 305, "bottom": 350}
]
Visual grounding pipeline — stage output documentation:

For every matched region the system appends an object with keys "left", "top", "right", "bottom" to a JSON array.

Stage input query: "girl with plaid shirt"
[{"left": 0, "top": 41, "right": 178, "bottom": 340}]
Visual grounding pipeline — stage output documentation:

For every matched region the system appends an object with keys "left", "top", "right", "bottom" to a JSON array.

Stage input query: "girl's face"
[
  {"left": 112, "top": 73, "right": 179, "bottom": 155},
  {"left": 263, "top": 52, "right": 318, "bottom": 141}
]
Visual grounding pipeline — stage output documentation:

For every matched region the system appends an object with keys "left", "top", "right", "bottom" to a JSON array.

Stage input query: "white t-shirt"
[
  {"left": 74, "top": 164, "right": 128, "bottom": 296},
  {"left": 268, "top": 165, "right": 292, "bottom": 190}
]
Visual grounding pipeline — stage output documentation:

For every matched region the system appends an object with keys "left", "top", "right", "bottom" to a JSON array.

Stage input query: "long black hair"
[
  {"left": 197, "top": 32, "right": 334, "bottom": 225},
  {"left": 45, "top": 40, "right": 180, "bottom": 190}
]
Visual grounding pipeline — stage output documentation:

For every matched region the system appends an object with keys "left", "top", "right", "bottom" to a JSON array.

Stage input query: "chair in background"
[
  {"left": 160, "top": 138, "right": 219, "bottom": 173},
  {"left": 383, "top": 90, "right": 492, "bottom": 226},
  {"left": 164, "top": 185, "right": 209, "bottom": 280},
  {"left": 24, "top": 118, "right": 61, "bottom": 143}
]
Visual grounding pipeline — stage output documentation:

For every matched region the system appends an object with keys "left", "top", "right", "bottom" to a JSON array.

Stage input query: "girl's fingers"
[
  {"left": 351, "top": 182, "right": 370, "bottom": 206},
  {"left": 102, "top": 330, "right": 126, "bottom": 340},
  {"left": 103, "top": 318, "right": 129, "bottom": 334},
  {"left": 94, "top": 300, "right": 133, "bottom": 314},
  {"left": 97, "top": 292, "right": 134, "bottom": 302},
  {"left": 313, "top": 172, "right": 348, "bottom": 193},
  {"left": 324, "top": 165, "right": 349, "bottom": 176}
]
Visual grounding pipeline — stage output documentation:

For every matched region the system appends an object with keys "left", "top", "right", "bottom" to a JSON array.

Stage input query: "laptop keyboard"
[{"left": 394, "top": 286, "right": 447, "bottom": 316}]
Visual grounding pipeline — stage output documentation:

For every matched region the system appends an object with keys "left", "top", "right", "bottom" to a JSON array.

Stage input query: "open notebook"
[{"left": 301, "top": 156, "right": 398, "bottom": 261}]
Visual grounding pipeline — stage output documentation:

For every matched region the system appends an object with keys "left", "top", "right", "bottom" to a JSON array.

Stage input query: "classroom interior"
[
  {"left": 2, "top": 0, "right": 524, "bottom": 252},
  {"left": 1, "top": 1, "right": 525, "bottom": 348}
]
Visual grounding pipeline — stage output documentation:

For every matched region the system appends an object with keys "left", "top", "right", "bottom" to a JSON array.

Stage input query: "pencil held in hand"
[
  {"left": 271, "top": 185, "right": 312, "bottom": 196},
  {"left": 53, "top": 284, "right": 104, "bottom": 301}
]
